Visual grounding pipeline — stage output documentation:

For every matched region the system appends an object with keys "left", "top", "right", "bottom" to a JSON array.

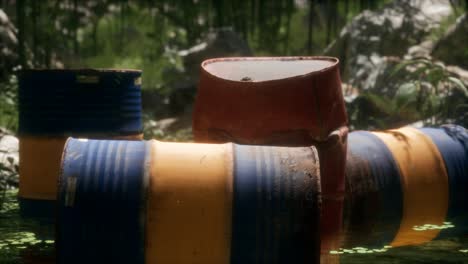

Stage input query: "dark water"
[
  {"left": 1, "top": 189, "right": 467, "bottom": 263},
  {"left": 0, "top": 190, "right": 55, "bottom": 264}
]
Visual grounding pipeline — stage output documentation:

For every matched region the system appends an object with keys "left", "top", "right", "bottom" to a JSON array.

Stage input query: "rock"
[
  {"left": 0, "top": 129, "right": 19, "bottom": 187},
  {"left": 179, "top": 28, "right": 252, "bottom": 83},
  {"left": 145, "top": 118, "right": 178, "bottom": 133},
  {"left": 144, "top": 106, "right": 194, "bottom": 141},
  {"left": 352, "top": 55, "right": 413, "bottom": 96},
  {"left": 446, "top": 65, "right": 468, "bottom": 86},
  {"left": 406, "top": 40, "right": 435, "bottom": 58},
  {"left": 325, "top": 0, "right": 452, "bottom": 88},
  {"left": 144, "top": 28, "right": 253, "bottom": 118},
  {"left": 432, "top": 14, "right": 468, "bottom": 69}
]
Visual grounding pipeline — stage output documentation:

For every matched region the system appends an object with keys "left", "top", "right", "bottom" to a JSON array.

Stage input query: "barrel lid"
[{"left": 18, "top": 68, "right": 142, "bottom": 74}]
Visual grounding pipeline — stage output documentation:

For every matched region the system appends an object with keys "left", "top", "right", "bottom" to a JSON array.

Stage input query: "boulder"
[
  {"left": 432, "top": 14, "right": 468, "bottom": 69},
  {"left": 144, "top": 106, "right": 193, "bottom": 142},
  {"left": 0, "top": 128, "right": 19, "bottom": 187},
  {"left": 325, "top": 0, "right": 453, "bottom": 88},
  {"left": 179, "top": 28, "right": 252, "bottom": 83},
  {"left": 144, "top": 28, "right": 252, "bottom": 118},
  {"left": 352, "top": 56, "right": 411, "bottom": 96}
]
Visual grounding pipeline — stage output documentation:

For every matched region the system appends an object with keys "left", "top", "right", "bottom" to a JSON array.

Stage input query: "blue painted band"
[
  {"left": 231, "top": 145, "right": 321, "bottom": 264},
  {"left": 18, "top": 70, "right": 143, "bottom": 136},
  {"left": 57, "top": 138, "right": 149, "bottom": 264},
  {"left": 420, "top": 125, "right": 468, "bottom": 237},
  {"left": 345, "top": 131, "right": 403, "bottom": 247}
]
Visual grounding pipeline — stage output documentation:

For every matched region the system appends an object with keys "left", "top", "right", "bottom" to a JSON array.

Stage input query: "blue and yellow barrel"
[
  {"left": 18, "top": 69, "right": 143, "bottom": 215},
  {"left": 57, "top": 138, "right": 322, "bottom": 264},
  {"left": 342, "top": 131, "right": 403, "bottom": 249},
  {"left": 419, "top": 125, "right": 468, "bottom": 238},
  {"left": 339, "top": 125, "right": 467, "bottom": 256}
]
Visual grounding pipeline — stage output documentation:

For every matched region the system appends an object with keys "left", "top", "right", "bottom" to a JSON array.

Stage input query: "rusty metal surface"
[
  {"left": 232, "top": 144, "right": 321, "bottom": 263},
  {"left": 193, "top": 56, "right": 347, "bottom": 145}
]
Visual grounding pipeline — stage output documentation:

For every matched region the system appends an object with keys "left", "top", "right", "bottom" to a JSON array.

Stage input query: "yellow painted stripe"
[
  {"left": 146, "top": 140, "right": 233, "bottom": 264},
  {"left": 373, "top": 127, "right": 449, "bottom": 247},
  {"left": 18, "top": 134, "right": 143, "bottom": 201},
  {"left": 19, "top": 136, "right": 67, "bottom": 200}
]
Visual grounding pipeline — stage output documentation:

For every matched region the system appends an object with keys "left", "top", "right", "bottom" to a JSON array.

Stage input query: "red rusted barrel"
[{"left": 192, "top": 56, "right": 348, "bottom": 259}]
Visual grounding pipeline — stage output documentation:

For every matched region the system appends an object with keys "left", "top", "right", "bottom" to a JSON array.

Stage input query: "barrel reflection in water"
[
  {"left": 57, "top": 139, "right": 321, "bottom": 264},
  {"left": 342, "top": 126, "right": 467, "bottom": 255}
]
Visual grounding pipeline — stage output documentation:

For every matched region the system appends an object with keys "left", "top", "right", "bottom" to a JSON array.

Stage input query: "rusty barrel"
[
  {"left": 57, "top": 138, "right": 321, "bottom": 264},
  {"left": 18, "top": 69, "right": 143, "bottom": 216},
  {"left": 340, "top": 126, "right": 467, "bottom": 255},
  {"left": 192, "top": 56, "right": 348, "bottom": 258}
]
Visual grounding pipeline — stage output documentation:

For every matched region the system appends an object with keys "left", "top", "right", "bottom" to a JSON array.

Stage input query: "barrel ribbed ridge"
[
  {"left": 344, "top": 131, "right": 403, "bottom": 248},
  {"left": 18, "top": 69, "right": 143, "bottom": 136},
  {"left": 231, "top": 145, "right": 321, "bottom": 264},
  {"left": 57, "top": 138, "right": 149, "bottom": 264}
]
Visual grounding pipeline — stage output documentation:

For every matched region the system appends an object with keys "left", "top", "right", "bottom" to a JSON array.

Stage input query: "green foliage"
[
  {"left": 429, "top": 14, "right": 460, "bottom": 41},
  {"left": 393, "top": 58, "right": 468, "bottom": 125},
  {"left": 144, "top": 127, "right": 193, "bottom": 142},
  {"left": 76, "top": 4, "right": 186, "bottom": 93},
  {"left": 0, "top": 162, "right": 18, "bottom": 211},
  {"left": 0, "top": 75, "right": 18, "bottom": 132},
  {"left": 349, "top": 58, "right": 468, "bottom": 130}
]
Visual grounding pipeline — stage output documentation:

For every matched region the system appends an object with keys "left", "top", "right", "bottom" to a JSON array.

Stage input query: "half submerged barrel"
[
  {"left": 57, "top": 138, "right": 321, "bottom": 264},
  {"left": 343, "top": 131, "right": 403, "bottom": 250},
  {"left": 340, "top": 126, "right": 467, "bottom": 255},
  {"left": 192, "top": 56, "right": 348, "bottom": 259},
  {"left": 419, "top": 125, "right": 468, "bottom": 238},
  {"left": 373, "top": 127, "right": 449, "bottom": 247},
  {"left": 18, "top": 69, "right": 143, "bottom": 215}
]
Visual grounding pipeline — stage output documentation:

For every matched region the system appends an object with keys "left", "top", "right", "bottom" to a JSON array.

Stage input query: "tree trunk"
[
  {"left": 238, "top": 0, "right": 248, "bottom": 40},
  {"left": 92, "top": 19, "right": 98, "bottom": 56},
  {"left": 249, "top": 0, "right": 256, "bottom": 38},
  {"left": 213, "top": 0, "right": 224, "bottom": 27},
  {"left": 359, "top": 0, "right": 367, "bottom": 11},
  {"left": 16, "top": 0, "right": 26, "bottom": 68},
  {"left": 32, "top": 0, "right": 39, "bottom": 66},
  {"left": 344, "top": 0, "right": 349, "bottom": 22},
  {"left": 119, "top": 0, "right": 125, "bottom": 52},
  {"left": 307, "top": 0, "right": 314, "bottom": 54},
  {"left": 326, "top": 0, "right": 332, "bottom": 45},
  {"left": 73, "top": 0, "right": 79, "bottom": 55},
  {"left": 258, "top": 0, "right": 265, "bottom": 44},
  {"left": 283, "top": 0, "right": 293, "bottom": 54}
]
